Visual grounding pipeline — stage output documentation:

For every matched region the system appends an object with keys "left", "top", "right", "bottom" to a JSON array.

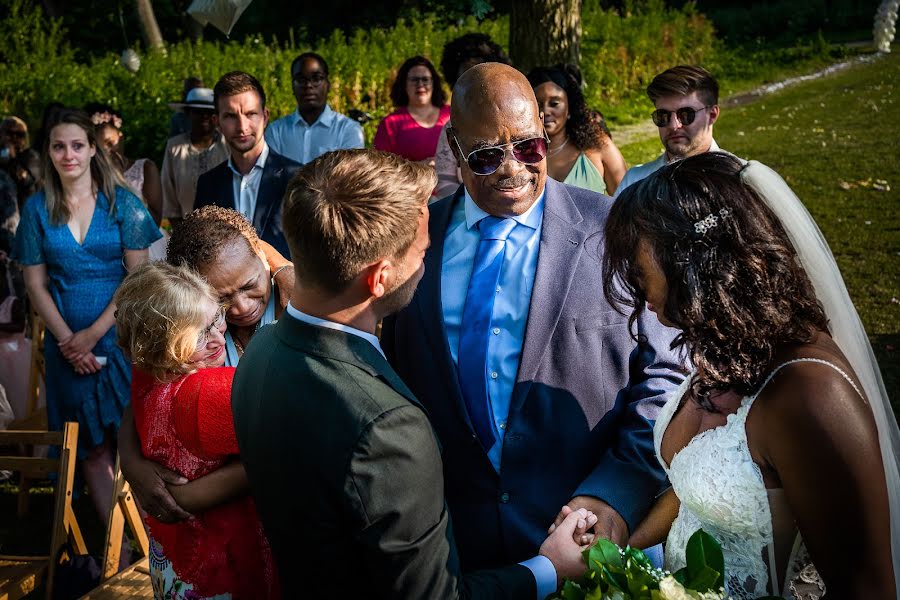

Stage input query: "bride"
[{"left": 601, "top": 152, "right": 898, "bottom": 599}]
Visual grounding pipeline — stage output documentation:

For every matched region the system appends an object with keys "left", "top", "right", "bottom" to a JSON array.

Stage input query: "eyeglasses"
[
  {"left": 6, "top": 130, "right": 26, "bottom": 139},
  {"left": 195, "top": 305, "right": 227, "bottom": 351},
  {"left": 452, "top": 134, "right": 549, "bottom": 176},
  {"left": 407, "top": 76, "right": 433, "bottom": 86},
  {"left": 293, "top": 73, "right": 327, "bottom": 87},
  {"left": 651, "top": 105, "right": 711, "bottom": 127}
]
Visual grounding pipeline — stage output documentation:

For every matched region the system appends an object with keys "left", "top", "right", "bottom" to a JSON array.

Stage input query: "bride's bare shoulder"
[{"left": 756, "top": 332, "right": 873, "bottom": 433}]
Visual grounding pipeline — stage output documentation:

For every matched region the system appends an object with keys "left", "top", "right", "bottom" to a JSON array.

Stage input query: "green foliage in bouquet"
[{"left": 551, "top": 529, "right": 785, "bottom": 600}]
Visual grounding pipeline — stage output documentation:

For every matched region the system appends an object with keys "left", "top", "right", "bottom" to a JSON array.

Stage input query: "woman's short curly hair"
[
  {"left": 602, "top": 152, "right": 828, "bottom": 410},
  {"left": 114, "top": 262, "right": 218, "bottom": 381},
  {"left": 527, "top": 63, "right": 610, "bottom": 152},
  {"left": 167, "top": 205, "right": 261, "bottom": 271}
]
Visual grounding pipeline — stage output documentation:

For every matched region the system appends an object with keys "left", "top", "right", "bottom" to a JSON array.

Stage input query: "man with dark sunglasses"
[
  {"left": 615, "top": 65, "right": 722, "bottom": 197},
  {"left": 382, "top": 62, "right": 685, "bottom": 576}
]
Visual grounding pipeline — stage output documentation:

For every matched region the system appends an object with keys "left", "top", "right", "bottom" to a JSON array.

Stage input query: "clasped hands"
[
  {"left": 539, "top": 496, "right": 629, "bottom": 585},
  {"left": 58, "top": 326, "right": 103, "bottom": 375}
]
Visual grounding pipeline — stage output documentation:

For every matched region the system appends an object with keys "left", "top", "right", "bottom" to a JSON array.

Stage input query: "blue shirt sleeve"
[
  {"left": 344, "top": 120, "right": 365, "bottom": 149},
  {"left": 519, "top": 555, "right": 557, "bottom": 600},
  {"left": 12, "top": 194, "right": 46, "bottom": 265},
  {"left": 114, "top": 186, "right": 162, "bottom": 250}
]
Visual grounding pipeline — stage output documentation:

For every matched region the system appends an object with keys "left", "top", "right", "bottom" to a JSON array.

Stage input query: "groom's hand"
[
  {"left": 549, "top": 495, "right": 628, "bottom": 546},
  {"left": 539, "top": 507, "right": 593, "bottom": 585}
]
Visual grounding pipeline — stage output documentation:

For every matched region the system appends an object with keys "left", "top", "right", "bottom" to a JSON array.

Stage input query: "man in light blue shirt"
[
  {"left": 441, "top": 187, "right": 544, "bottom": 471},
  {"left": 265, "top": 52, "right": 364, "bottom": 165},
  {"left": 616, "top": 65, "right": 724, "bottom": 197},
  {"left": 382, "top": 63, "right": 685, "bottom": 573}
]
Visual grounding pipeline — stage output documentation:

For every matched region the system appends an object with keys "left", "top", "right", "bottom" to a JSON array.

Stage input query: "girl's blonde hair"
[
  {"left": 114, "top": 262, "right": 219, "bottom": 381},
  {"left": 41, "top": 109, "right": 132, "bottom": 225}
]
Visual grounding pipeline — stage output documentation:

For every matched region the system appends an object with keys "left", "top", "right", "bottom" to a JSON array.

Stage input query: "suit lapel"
[
  {"left": 417, "top": 190, "right": 475, "bottom": 431},
  {"left": 217, "top": 162, "right": 237, "bottom": 210},
  {"left": 512, "top": 179, "right": 588, "bottom": 412},
  {"left": 253, "top": 154, "right": 282, "bottom": 234}
]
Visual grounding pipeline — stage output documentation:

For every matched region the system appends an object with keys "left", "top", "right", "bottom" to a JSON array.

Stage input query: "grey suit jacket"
[
  {"left": 232, "top": 314, "right": 536, "bottom": 598},
  {"left": 382, "top": 179, "right": 686, "bottom": 570}
]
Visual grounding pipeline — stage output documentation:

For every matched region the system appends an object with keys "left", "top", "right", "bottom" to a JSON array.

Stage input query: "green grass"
[{"left": 619, "top": 50, "right": 900, "bottom": 417}]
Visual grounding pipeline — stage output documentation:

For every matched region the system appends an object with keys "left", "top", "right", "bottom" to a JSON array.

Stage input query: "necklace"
[{"left": 547, "top": 137, "right": 570, "bottom": 157}]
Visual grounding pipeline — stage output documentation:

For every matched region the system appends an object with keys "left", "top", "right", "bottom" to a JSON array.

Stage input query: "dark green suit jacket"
[{"left": 232, "top": 313, "right": 536, "bottom": 599}]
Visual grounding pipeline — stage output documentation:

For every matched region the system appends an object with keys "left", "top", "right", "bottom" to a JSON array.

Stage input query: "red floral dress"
[{"left": 131, "top": 367, "right": 279, "bottom": 600}]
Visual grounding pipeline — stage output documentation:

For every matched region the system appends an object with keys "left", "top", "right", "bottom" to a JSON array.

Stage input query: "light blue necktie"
[{"left": 458, "top": 216, "right": 517, "bottom": 452}]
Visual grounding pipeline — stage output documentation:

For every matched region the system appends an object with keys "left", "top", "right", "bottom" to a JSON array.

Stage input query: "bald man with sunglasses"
[
  {"left": 614, "top": 65, "right": 723, "bottom": 198},
  {"left": 381, "top": 62, "right": 686, "bottom": 574}
]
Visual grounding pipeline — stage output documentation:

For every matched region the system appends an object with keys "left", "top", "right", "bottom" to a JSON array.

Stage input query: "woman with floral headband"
[
  {"left": 86, "top": 103, "right": 167, "bottom": 260},
  {"left": 86, "top": 103, "right": 163, "bottom": 227},
  {"left": 597, "top": 152, "right": 898, "bottom": 598}
]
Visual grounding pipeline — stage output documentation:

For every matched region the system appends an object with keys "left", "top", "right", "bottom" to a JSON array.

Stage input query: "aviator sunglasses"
[
  {"left": 651, "top": 105, "right": 711, "bottom": 127},
  {"left": 452, "top": 133, "right": 549, "bottom": 176}
]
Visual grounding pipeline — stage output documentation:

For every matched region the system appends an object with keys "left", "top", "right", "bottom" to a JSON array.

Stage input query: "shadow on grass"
[{"left": 872, "top": 334, "right": 899, "bottom": 424}]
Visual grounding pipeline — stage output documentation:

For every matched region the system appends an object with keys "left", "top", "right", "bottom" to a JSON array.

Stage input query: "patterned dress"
[{"left": 13, "top": 187, "right": 160, "bottom": 456}]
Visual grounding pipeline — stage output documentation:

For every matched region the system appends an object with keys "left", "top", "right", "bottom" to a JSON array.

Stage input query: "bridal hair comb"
[{"left": 694, "top": 207, "right": 732, "bottom": 234}]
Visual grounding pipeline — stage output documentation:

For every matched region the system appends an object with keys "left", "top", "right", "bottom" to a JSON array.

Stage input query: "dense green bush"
[{"left": 0, "top": 0, "right": 852, "bottom": 162}]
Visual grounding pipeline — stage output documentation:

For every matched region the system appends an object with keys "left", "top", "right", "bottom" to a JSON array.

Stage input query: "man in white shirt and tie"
[{"left": 265, "top": 52, "right": 364, "bottom": 165}]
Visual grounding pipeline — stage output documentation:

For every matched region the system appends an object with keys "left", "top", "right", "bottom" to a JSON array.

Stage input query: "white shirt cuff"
[{"left": 519, "top": 554, "right": 557, "bottom": 600}]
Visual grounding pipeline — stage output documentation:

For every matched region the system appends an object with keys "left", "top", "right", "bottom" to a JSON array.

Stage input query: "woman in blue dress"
[{"left": 14, "top": 108, "right": 161, "bottom": 521}]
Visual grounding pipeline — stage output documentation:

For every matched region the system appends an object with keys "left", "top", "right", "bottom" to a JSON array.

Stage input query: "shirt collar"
[
  {"left": 294, "top": 104, "right": 336, "bottom": 128},
  {"left": 227, "top": 141, "right": 269, "bottom": 177},
  {"left": 462, "top": 185, "right": 546, "bottom": 232},
  {"left": 285, "top": 302, "right": 384, "bottom": 357}
]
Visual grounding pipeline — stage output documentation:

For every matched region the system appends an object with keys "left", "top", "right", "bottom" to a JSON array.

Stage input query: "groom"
[{"left": 231, "top": 149, "right": 590, "bottom": 598}]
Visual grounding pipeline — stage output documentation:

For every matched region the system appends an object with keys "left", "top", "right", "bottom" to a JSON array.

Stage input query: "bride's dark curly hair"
[{"left": 603, "top": 152, "right": 828, "bottom": 410}]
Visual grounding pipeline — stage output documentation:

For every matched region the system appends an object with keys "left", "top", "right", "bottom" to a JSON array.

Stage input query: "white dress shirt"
[
  {"left": 285, "top": 302, "right": 384, "bottom": 357},
  {"left": 227, "top": 142, "right": 269, "bottom": 222}
]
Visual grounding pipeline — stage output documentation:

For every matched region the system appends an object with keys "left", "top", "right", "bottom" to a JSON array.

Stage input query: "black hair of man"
[{"left": 291, "top": 52, "right": 329, "bottom": 77}]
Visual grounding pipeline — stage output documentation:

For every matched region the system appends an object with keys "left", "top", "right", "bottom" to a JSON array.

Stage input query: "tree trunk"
[
  {"left": 135, "top": 0, "right": 165, "bottom": 52},
  {"left": 510, "top": 0, "right": 583, "bottom": 74}
]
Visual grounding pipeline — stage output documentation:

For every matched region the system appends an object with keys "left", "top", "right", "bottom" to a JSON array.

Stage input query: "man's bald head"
[
  {"left": 448, "top": 62, "right": 547, "bottom": 217},
  {"left": 451, "top": 63, "right": 540, "bottom": 132}
]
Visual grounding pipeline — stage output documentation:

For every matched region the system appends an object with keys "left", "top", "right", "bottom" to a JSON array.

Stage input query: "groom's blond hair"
[{"left": 282, "top": 149, "right": 434, "bottom": 293}]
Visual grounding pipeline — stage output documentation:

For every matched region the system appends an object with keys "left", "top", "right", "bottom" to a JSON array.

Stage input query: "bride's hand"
[{"left": 548, "top": 495, "right": 628, "bottom": 546}]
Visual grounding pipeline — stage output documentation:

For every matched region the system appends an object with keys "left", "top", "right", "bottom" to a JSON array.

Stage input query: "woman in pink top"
[{"left": 374, "top": 56, "right": 450, "bottom": 164}]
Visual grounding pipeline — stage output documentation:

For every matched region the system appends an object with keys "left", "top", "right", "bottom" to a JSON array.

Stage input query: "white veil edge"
[{"left": 741, "top": 160, "right": 900, "bottom": 598}]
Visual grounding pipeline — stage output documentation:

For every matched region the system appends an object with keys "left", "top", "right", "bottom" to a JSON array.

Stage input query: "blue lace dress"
[{"left": 14, "top": 187, "right": 161, "bottom": 457}]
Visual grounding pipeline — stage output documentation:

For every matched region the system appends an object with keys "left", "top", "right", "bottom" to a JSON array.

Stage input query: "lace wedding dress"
[
  {"left": 651, "top": 160, "right": 899, "bottom": 599},
  {"left": 654, "top": 358, "right": 865, "bottom": 599}
]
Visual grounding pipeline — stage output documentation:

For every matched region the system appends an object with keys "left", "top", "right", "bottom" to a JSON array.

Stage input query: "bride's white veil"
[{"left": 741, "top": 160, "right": 900, "bottom": 598}]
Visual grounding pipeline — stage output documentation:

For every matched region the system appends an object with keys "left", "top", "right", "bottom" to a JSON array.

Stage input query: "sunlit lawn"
[{"left": 619, "top": 50, "right": 900, "bottom": 418}]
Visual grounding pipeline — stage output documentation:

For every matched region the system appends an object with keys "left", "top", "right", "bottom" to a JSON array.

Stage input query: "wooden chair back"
[
  {"left": 100, "top": 456, "right": 149, "bottom": 581},
  {"left": 0, "top": 422, "right": 86, "bottom": 600}
]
